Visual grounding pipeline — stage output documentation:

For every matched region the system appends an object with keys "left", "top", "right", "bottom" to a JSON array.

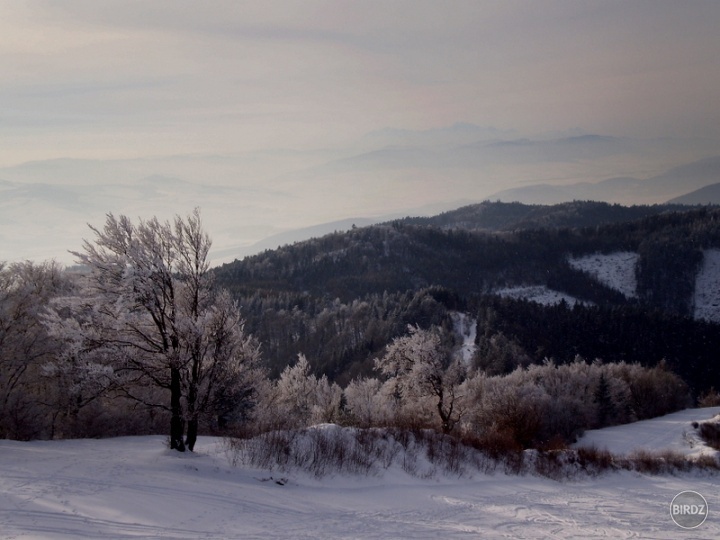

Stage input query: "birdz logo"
[{"left": 670, "top": 491, "right": 708, "bottom": 529}]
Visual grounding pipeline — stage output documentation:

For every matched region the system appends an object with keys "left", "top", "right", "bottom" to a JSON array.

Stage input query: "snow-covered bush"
[
  {"left": 343, "top": 377, "right": 387, "bottom": 427},
  {"left": 225, "top": 424, "right": 497, "bottom": 478},
  {"left": 458, "top": 358, "right": 690, "bottom": 449},
  {"left": 257, "top": 354, "right": 342, "bottom": 429}
]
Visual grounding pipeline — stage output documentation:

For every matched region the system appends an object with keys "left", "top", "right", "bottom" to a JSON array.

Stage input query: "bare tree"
[{"left": 45, "top": 209, "right": 261, "bottom": 451}]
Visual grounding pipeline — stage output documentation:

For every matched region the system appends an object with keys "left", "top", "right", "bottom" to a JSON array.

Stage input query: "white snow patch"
[
  {"left": 495, "top": 285, "right": 585, "bottom": 306},
  {"left": 574, "top": 406, "right": 720, "bottom": 459},
  {"left": 451, "top": 312, "right": 477, "bottom": 365},
  {"left": 568, "top": 251, "right": 639, "bottom": 299},
  {"left": 694, "top": 249, "right": 720, "bottom": 323}
]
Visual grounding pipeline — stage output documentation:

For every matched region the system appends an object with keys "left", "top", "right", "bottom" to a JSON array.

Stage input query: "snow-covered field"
[
  {"left": 694, "top": 249, "right": 720, "bottom": 323},
  {"left": 495, "top": 285, "right": 585, "bottom": 306},
  {"left": 568, "top": 251, "right": 639, "bottom": 299},
  {"left": 575, "top": 406, "right": 720, "bottom": 459},
  {"left": 2, "top": 409, "right": 720, "bottom": 539}
]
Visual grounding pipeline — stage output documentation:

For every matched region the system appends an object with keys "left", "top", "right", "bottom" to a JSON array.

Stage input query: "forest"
[{"left": 1, "top": 201, "right": 719, "bottom": 453}]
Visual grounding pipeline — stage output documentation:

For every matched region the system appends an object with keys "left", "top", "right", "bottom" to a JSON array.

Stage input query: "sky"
[{"left": 2, "top": 1, "right": 720, "bottom": 264}]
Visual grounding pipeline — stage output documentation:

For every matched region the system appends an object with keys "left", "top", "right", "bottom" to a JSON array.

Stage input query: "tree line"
[{"left": 2, "top": 205, "right": 719, "bottom": 451}]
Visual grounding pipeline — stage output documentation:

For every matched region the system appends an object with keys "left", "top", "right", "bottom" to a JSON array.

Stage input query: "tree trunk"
[
  {"left": 170, "top": 367, "right": 185, "bottom": 451},
  {"left": 185, "top": 371, "right": 199, "bottom": 451},
  {"left": 186, "top": 417, "right": 198, "bottom": 452}
]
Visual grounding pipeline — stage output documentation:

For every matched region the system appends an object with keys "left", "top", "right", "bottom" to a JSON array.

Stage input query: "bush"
[
  {"left": 226, "top": 424, "right": 720, "bottom": 481},
  {"left": 698, "top": 388, "right": 720, "bottom": 407},
  {"left": 575, "top": 446, "right": 615, "bottom": 474},
  {"left": 698, "top": 421, "right": 720, "bottom": 450},
  {"left": 224, "top": 425, "right": 498, "bottom": 478}
]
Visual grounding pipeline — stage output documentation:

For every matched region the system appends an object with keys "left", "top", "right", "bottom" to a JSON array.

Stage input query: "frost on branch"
[
  {"left": 375, "top": 324, "right": 467, "bottom": 433},
  {"left": 43, "top": 209, "right": 263, "bottom": 451}
]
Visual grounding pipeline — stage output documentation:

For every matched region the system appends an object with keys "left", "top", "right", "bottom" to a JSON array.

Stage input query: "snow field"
[
  {"left": 1, "top": 409, "right": 720, "bottom": 539},
  {"left": 575, "top": 406, "right": 720, "bottom": 459},
  {"left": 694, "top": 249, "right": 720, "bottom": 323},
  {"left": 568, "top": 251, "right": 639, "bottom": 299},
  {"left": 495, "top": 285, "right": 585, "bottom": 306}
]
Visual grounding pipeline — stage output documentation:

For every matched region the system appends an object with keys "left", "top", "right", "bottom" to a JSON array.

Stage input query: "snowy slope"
[
  {"left": 694, "top": 249, "right": 720, "bottom": 323},
  {"left": 575, "top": 406, "right": 720, "bottom": 458},
  {"left": 568, "top": 251, "right": 639, "bottom": 298},
  {"left": 1, "top": 417, "right": 719, "bottom": 539},
  {"left": 450, "top": 311, "right": 477, "bottom": 364},
  {"left": 495, "top": 285, "right": 585, "bottom": 306}
]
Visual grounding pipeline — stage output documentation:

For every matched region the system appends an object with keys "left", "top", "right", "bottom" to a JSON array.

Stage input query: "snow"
[
  {"left": 568, "top": 251, "right": 639, "bottom": 299},
  {"left": 694, "top": 249, "right": 720, "bottom": 323},
  {"left": 2, "top": 412, "right": 720, "bottom": 539},
  {"left": 575, "top": 406, "right": 720, "bottom": 459},
  {"left": 495, "top": 285, "right": 585, "bottom": 306},
  {"left": 450, "top": 312, "right": 477, "bottom": 364}
]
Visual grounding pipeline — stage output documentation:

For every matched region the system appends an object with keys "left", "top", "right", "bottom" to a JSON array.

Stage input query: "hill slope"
[
  {"left": 668, "top": 182, "right": 720, "bottom": 205},
  {"left": 1, "top": 412, "right": 719, "bottom": 539},
  {"left": 575, "top": 406, "right": 720, "bottom": 458},
  {"left": 213, "top": 202, "right": 720, "bottom": 387}
]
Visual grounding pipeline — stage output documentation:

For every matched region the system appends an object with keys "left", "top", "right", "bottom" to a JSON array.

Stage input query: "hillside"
[
  {"left": 575, "top": 406, "right": 720, "bottom": 458},
  {"left": 1, "top": 410, "right": 719, "bottom": 539},
  {"left": 216, "top": 201, "right": 711, "bottom": 303},
  {"left": 213, "top": 202, "right": 720, "bottom": 390},
  {"left": 669, "top": 182, "right": 720, "bottom": 205},
  {"left": 397, "top": 200, "right": 689, "bottom": 232}
]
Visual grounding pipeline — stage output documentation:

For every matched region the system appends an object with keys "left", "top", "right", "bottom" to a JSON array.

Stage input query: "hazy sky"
[
  {"left": 2, "top": 1, "right": 720, "bottom": 264},
  {"left": 2, "top": 0, "right": 719, "bottom": 165}
]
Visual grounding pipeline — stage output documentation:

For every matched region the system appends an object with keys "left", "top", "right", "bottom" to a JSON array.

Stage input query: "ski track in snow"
[{"left": 1, "top": 412, "right": 720, "bottom": 539}]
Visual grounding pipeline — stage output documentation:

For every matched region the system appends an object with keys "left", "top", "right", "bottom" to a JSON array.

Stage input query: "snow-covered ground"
[
  {"left": 495, "top": 285, "right": 585, "bottom": 306},
  {"left": 2, "top": 410, "right": 720, "bottom": 539},
  {"left": 568, "top": 251, "right": 639, "bottom": 299},
  {"left": 575, "top": 406, "right": 720, "bottom": 459},
  {"left": 451, "top": 311, "right": 477, "bottom": 365},
  {"left": 694, "top": 249, "right": 720, "bottom": 323}
]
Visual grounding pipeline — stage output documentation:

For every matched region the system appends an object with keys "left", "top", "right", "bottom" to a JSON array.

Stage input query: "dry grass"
[{"left": 225, "top": 425, "right": 720, "bottom": 480}]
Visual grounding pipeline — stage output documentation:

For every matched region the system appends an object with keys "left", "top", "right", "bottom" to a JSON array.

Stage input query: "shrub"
[
  {"left": 698, "top": 388, "right": 720, "bottom": 407},
  {"left": 698, "top": 421, "right": 720, "bottom": 450}
]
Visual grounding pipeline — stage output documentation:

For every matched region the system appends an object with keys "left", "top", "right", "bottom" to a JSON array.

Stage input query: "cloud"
[{"left": 2, "top": 0, "right": 719, "bottom": 165}]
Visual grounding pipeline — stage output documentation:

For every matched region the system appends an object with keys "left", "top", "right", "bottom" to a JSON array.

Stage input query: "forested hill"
[
  {"left": 214, "top": 201, "right": 720, "bottom": 306},
  {"left": 397, "top": 200, "right": 694, "bottom": 232},
  {"left": 213, "top": 201, "right": 720, "bottom": 391}
]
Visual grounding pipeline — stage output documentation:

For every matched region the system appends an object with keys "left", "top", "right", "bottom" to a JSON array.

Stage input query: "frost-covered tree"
[
  {"left": 44, "top": 210, "right": 262, "bottom": 451},
  {"left": 375, "top": 325, "right": 466, "bottom": 433},
  {"left": 261, "top": 354, "right": 342, "bottom": 428},
  {"left": 344, "top": 377, "right": 386, "bottom": 427},
  {"left": 0, "top": 261, "right": 69, "bottom": 439}
]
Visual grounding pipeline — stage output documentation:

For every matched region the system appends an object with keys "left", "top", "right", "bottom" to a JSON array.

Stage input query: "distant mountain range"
[
  {"left": 2, "top": 126, "right": 718, "bottom": 265},
  {"left": 487, "top": 156, "right": 720, "bottom": 205},
  {"left": 668, "top": 182, "right": 720, "bottom": 205}
]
